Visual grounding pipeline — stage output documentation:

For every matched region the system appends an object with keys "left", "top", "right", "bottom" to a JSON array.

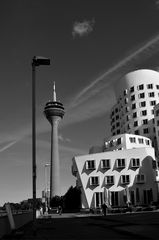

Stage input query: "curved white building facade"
[{"left": 111, "top": 69, "right": 159, "bottom": 143}]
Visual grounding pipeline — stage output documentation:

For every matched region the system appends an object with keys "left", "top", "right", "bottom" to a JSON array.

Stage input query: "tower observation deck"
[{"left": 44, "top": 82, "right": 65, "bottom": 198}]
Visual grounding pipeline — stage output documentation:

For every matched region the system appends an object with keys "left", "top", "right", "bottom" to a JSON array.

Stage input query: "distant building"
[{"left": 72, "top": 69, "right": 159, "bottom": 209}]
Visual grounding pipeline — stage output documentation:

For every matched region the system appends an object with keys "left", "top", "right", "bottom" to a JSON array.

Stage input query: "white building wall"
[
  {"left": 110, "top": 69, "right": 159, "bottom": 143},
  {"left": 72, "top": 146, "right": 158, "bottom": 209},
  {"left": 104, "top": 133, "right": 152, "bottom": 152}
]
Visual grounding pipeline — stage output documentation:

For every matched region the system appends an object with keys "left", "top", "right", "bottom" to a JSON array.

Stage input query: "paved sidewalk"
[{"left": 2, "top": 211, "right": 159, "bottom": 240}]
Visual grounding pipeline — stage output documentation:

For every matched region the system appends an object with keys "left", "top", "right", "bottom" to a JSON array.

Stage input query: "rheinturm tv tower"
[{"left": 44, "top": 82, "right": 65, "bottom": 198}]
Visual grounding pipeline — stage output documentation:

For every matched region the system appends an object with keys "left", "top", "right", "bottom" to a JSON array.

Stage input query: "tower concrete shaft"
[
  {"left": 50, "top": 116, "right": 61, "bottom": 197},
  {"left": 44, "top": 82, "right": 64, "bottom": 199}
]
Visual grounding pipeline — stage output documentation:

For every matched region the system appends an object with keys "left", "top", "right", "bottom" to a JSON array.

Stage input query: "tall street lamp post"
[{"left": 32, "top": 56, "right": 50, "bottom": 230}]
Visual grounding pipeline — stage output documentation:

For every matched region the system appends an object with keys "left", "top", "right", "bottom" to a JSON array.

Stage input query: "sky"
[{"left": 1, "top": 0, "right": 159, "bottom": 205}]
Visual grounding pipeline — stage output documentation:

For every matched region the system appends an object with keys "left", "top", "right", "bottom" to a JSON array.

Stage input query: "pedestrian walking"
[
  {"left": 101, "top": 202, "right": 107, "bottom": 216},
  {"left": 58, "top": 205, "right": 62, "bottom": 215}
]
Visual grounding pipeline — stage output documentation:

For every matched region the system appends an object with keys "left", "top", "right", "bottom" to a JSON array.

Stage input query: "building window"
[
  {"left": 148, "top": 92, "right": 155, "bottom": 97},
  {"left": 121, "top": 175, "right": 130, "bottom": 184},
  {"left": 150, "top": 100, "right": 156, "bottom": 106},
  {"left": 157, "top": 120, "right": 159, "bottom": 126},
  {"left": 117, "top": 137, "right": 122, "bottom": 145},
  {"left": 138, "top": 84, "right": 144, "bottom": 90},
  {"left": 116, "top": 115, "right": 119, "bottom": 120},
  {"left": 117, "top": 129, "right": 120, "bottom": 134},
  {"left": 125, "top": 98, "right": 128, "bottom": 104},
  {"left": 105, "top": 176, "right": 114, "bottom": 185},
  {"left": 136, "top": 174, "right": 145, "bottom": 183},
  {"left": 116, "top": 158, "right": 125, "bottom": 168},
  {"left": 143, "top": 128, "right": 149, "bottom": 134},
  {"left": 115, "top": 108, "right": 118, "bottom": 113},
  {"left": 116, "top": 122, "right": 120, "bottom": 127},
  {"left": 129, "top": 137, "right": 136, "bottom": 143},
  {"left": 138, "top": 138, "right": 144, "bottom": 144},
  {"left": 147, "top": 84, "right": 153, "bottom": 89},
  {"left": 94, "top": 192, "right": 104, "bottom": 207},
  {"left": 126, "top": 115, "right": 130, "bottom": 121},
  {"left": 156, "top": 85, "right": 159, "bottom": 89},
  {"left": 90, "top": 176, "right": 99, "bottom": 186},
  {"left": 145, "top": 139, "right": 150, "bottom": 145},
  {"left": 131, "top": 95, "right": 135, "bottom": 101},
  {"left": 135, "top": 130, "right": 140, "bottom": 135},
  {"left": 131, "top": 158, "right": 140, "bottom": 167},
  {"left": 142, "top": 119, "right": 148, "bottom": 125},
  {"left": 133, "top": 112, "right": 137, "bottom": 118},
  {"left": 86, "top": 160, "right": 96, "bottom": 170},
  {"left": 132, "top": 103, "right": 136, "bottom": 110},
  {"left": 101, "top": 159, "right": 110, "bottom": 169},
  {"left": 151, "top": 109, "right": 154, "bottom": 115},
  {"left": 112, "top": 111, "right": 114, "bottom": 116},
  {"left": 130, "top": 86, "right": 134, "bottom": 93},
  {"left": 134, "top": 121, "right": 138, "bottom": 127},
  {"left": 124, "top": 89, "right": 128, "bottom": 95},
  {"left": 125, "top": 106, "right": 130, "bottom": 112},
  {"left": 139, "top": 101, "right": 146, "bottom": 107},
  {"left": 141, "top": 110, "right": 147, "bottom": 116},
  {"left": 139, "top": 93, "right": 145, "bottom": 98}
]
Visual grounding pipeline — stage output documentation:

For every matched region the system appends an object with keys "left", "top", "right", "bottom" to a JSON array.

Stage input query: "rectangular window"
[
  {"left": 134, "top": 121, "right": 138, "bottom": 127},
  {"left": 149, "top": 92, "right": 155, "bottom": 97},
  {"left": 117, "top": 129, "right": 120, "bottom": 134},
  {"left": 152, "top": 109, "right": 154, "bottom": 115},
  {"left": 131, "top": 95, "right": 135, "bottom": 101},
  {"left": 86, "top": 160, "right": 96, "bottom": 170},
  {"left": 139, "top": 101, "right": 146, "bottom": 107},
  {"left": 142, "top": 119, "right": 148, "bottom": 125},
  {"left": 105, "top": 176, "right": 114, "bottom": 185},
  {"left": 116, "top": 115, "right": 119, "bottom": 120},
  {"left": 133, "top": 112, "right": 137, "bottom": 118},
  {"left": 126, "top": 115, "right": 130, "bottom": 121},
  {"left": 145, "top": 139, "right": 150, "bottom": 145},
  {"left": 115, "top": 108, "right": 118, "bottom": 113},
  {"left": 157, "top": 120, "right": 159, "bottom": 126},
  {"left": 101, "top": 159, "right": 110, "bottom": 169},
  {"left": 150, "top": 100, "right": 156, "bottom": 106},
  {"left": 135, "top": 130, "right": 140, "bottom": 135},
  {"left": 136, "top": 188, "right": 140, "bottom": 202},
  {"left": 138, "top": 138, "right": 144, "bottom": 144},
  {"left": 143, "top": 128, "right": 149, "bottom": 134},
  {"left": 124, "top": 89, "right": 128, "bottom": 95},
  {"left": 125, "top": 106, "right": 130, "bottom": 112},
  {"left": 121, "top": 175, "right": 130, "bottom": 184},
  {"left": 116, "top": 158, "right": 125, "bottom": 168},
  {"left": 125, "top": 98, "right": 128, "bottom": 104},
  {"left": 90, "top": 176, "right": 99, "bottom": 186},
  {"left": 130, "top": 86, "right": 134, "bottom": 93},
  {"left": 156, "top": 85, "right": 159, "bottom": 89},
  {"left": 141, "top": 110, "right": 147, "bottom": 116},
  {"left": 136, "top": 174, "right": 145, "bottom": 183},
  {"left": 132, "top": 103, "right": 136, "bottom": 110},
  {"left": 131, "top": 158, "right": 140, "bottom": 167},
  {"left": 138, "top": 84, "right": 144, "bottom": 90},
  {"left": 139, "top": 93, "right": 145, "bottom": 98},
  {"left": 147, "top": 84, "right": 153, "bottom": 89},
  {"left": 129, "top": 137, "right": 136, "bottom": 143},
  {"left": 116, "top": 122, "right": 120, "bottom": 127},
  {"left": 117, "top": 137, "right": 122, "bottom": 145}
]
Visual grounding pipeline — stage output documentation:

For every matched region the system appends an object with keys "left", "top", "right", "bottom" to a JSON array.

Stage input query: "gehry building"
[
  {"left": 72, "top": 69, "right": 159, "bottom": 209},
  {"left": 110, "top": 69, "right": 159, "bottom": 144}
]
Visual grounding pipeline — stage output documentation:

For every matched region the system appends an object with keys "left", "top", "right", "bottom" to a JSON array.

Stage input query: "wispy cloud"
[
  {"left": 72, "top": 19, "right": 95, "bottom": 38},
  {"left": 1, "top": 33, "right": 159, "bottom": 153},
  {"left": 71, "top": 33, "right": 159, "bottom": 109},
  {"left": 0, "top": 140, "right": 18, "bottom": 153}
]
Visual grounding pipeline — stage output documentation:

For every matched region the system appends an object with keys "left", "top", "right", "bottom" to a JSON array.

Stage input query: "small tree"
[
  {"left": 63, "top": 186, "right": 81, "bottom": 211},
  {"left": 50, "top": 195, "right": 63, "bottom": 208}
]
